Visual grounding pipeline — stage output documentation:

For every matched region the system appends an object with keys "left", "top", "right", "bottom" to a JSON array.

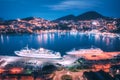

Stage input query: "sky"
[{"left": 0, "top": 0, "right": 120, "bottom": 20}]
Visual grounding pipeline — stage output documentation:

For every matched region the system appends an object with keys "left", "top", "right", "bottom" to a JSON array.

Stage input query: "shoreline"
[{"left": 0, "top": 29, "right": 120, "bottom": 35}]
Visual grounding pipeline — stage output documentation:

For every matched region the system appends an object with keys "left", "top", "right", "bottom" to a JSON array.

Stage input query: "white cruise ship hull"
[{"left": 15, "top": 51, "right": 61, "bottom": 59}]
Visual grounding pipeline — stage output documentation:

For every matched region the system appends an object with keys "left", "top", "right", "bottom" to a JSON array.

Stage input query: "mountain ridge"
[
  {"left": 54, "top": 11, "right": 112, "bottom": 21},
  {"left": 54, "top": 14, "right": 76, "bottom": 21},
  {"left": 1, "top": 11, "right": 120, "bottom": 22},
  {"left": 76, "top": 11, "right": 105, "bottom": 20}
]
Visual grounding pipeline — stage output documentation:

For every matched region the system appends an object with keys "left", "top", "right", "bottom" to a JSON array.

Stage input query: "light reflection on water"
[
  {"left": 0, "top": 32, "right": 120, "bottom": 56},
  {"left": 0, "top": 35, "right": 4, "bottom": 44}
]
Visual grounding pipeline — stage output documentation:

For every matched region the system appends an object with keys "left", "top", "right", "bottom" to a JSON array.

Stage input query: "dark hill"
[
  {"left": 54, "top": 11, "right": 110, "bottom": 21},
  {"left": 55, "top": 14, "right": 76, "bottom": 21},
  {"left": 21, "top": 17, "right": 35, "bottom": 21},
  {"left": 77, "top": 11, "right": 105, "bottom": 20}
]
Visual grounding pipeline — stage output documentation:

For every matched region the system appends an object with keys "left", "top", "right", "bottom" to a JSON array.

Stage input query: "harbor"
[
  {"left": 0, "top": 0, "right": 120, "bottom": 79},
  {"left": 0, "top": 31, "right": 120, "bottom": 80}
]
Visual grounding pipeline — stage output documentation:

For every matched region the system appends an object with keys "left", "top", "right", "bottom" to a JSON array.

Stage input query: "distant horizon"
[{"left": 0, "top": 0, "right": 120, "bottom": 20}]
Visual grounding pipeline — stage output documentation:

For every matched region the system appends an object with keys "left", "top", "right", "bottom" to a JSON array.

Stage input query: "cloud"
[{"left": 47, "top": 0, "right": 102, "bottom": 10}]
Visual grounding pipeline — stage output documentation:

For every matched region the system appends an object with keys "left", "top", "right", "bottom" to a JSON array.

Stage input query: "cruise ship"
[
  {"left": 14, "top": 47, "right": 62, "bottom": 59},
  {"left": 66, "top": 48, "right": 120, "bottom": 60},
  {"left": 67, "top": 48, "right": 103, "bottom": 55}
]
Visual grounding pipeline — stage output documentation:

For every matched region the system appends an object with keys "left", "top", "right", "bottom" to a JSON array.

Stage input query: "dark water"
[{"left": 0, "top": 32, "right": 120, "bottom": 56}]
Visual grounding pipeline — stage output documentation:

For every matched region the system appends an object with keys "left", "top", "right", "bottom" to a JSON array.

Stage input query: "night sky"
[{"left": 0, "top": 0, "right": 120, "bottom": 20}]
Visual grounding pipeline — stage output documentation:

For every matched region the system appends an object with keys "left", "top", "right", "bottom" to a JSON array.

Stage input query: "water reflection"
[
  {"left": 36, "top": 33, "right": 55, "bottom": 44},
  {"left": 0, "top": 35, "right": 4, "bottom": 44},
  {"left": 43, "top": 33, "right": 48, "bottom": 43},
  {"left": 0, "top": 32, "right": 120, "bottom": 56},
  {"left": 37, "top": 35, "right": 42, "bottom": 44},
  {"left": 6, "top": 35, "right": 9, "bottom": 43},
  {"left": 106, "top": 37, "right": 110, "bottom": 46}
]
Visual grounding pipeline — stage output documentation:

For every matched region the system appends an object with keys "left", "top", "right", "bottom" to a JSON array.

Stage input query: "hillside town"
[
  {"left": 57, "top": 19, "right": 120, "bottom": 32},
  {"left": 0, "top": 11, "right": 120, "bottom": 34},
  {"left": 0, "top": 17, "right": 58, "bottom": 34}
]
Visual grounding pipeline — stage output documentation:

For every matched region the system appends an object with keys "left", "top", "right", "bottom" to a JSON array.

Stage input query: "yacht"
[{"left": 15, "top": 46, "right": 62, "bottom": 59}]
